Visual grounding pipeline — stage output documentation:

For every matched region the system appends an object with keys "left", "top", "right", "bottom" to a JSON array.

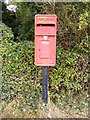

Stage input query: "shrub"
[
  {"left": 1, "top": 23, "right": 41, "bottom": 112},
  {"left": 49, "top": 45, "right": 88, "bottom": 110}
]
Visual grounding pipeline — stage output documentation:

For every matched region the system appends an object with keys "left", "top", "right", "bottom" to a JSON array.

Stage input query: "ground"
[
  {"left": 1, "top": 97, "right": 88, "bottom": 118},
  {"left": 37, "top": 97, "right": 88, "bottom": 118}
]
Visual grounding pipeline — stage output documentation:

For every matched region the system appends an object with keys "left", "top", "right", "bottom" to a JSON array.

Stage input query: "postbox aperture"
[{"left": 35, "top": 14, "right": 57, "bottom": 66}]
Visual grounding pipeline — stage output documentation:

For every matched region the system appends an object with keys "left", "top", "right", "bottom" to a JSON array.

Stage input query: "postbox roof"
[
  {"left": 35, "top": 14, "right": 57, "bottom": 25},
  {"left": 35, "top": 14, "right": 57, "bottom": 17}
]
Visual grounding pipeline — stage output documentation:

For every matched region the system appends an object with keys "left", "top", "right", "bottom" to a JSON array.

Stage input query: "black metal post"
[{"left": 42, "top": 66, "right": 48, "bottom": 103}]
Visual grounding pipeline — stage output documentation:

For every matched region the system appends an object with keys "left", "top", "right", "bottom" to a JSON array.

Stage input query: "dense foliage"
[
  {"left": 2, "top": 2, "right": 40, "bottom": 40},
  {"left": 49, "top": 45, "right": 88, "bottom": 108},
  {"left": 1, "top": 23, "right": 41, "bottom": 117},
  {"left": 41, "top": 2, "right": 89, "bottom": 49},
  {"left": 1, "top": 2, "right": 89, "bottom": 117}
]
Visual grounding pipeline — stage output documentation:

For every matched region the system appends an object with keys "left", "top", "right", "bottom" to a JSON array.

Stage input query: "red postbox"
[{"left": 35, "top": 14, "right": 57, "bottom": 66}]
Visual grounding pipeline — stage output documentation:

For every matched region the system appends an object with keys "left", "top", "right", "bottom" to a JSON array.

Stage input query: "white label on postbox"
[{"left": 44, "top": 36, "right": 47, "bottom": 40}]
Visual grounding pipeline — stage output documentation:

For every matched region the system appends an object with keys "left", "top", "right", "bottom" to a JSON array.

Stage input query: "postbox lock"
[{"left": 44, "top": 36, "right": 47, "bottom": 40}]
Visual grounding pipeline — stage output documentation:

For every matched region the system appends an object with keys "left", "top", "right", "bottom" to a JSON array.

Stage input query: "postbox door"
[
  {"left": 39, "top": 40, "right": 50, "bottom": 59},
  {"left": 35, "top": 35, "right": 56, "bottom": 66}
]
